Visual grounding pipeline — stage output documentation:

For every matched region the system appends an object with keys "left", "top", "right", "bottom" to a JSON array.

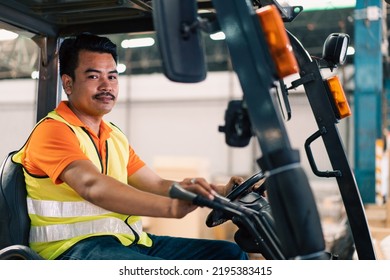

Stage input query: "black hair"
[{"left": 59, "top": 33, "right": 118, "bottom": 80}]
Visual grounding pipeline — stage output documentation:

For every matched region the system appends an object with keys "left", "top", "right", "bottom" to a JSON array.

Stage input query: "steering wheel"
[{"left": 206, "top": 171, "right": 266, "bottom": 227}]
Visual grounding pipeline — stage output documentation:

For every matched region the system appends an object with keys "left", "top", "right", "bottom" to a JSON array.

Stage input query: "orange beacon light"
[{"left": 256, "top": 5, "right": 299, "bottom": 78}]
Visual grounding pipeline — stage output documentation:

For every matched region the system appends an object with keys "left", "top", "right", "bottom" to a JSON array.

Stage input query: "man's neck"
[{"left": 67, "top": 103, "right": 102, "bottom": 136}]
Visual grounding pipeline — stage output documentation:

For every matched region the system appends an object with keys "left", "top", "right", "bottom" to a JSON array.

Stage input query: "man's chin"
[{"left": 96, "top": 104, "right": 114, "bottom": 115}]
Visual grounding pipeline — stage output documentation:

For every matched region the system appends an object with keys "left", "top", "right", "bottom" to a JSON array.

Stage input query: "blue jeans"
[{"left": 57, "top": 234, "right": 248, "bottom": 260}]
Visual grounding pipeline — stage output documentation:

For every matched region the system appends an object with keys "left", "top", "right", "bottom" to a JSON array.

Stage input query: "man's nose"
[{"left": 98, "top": 78, "right": 112, "bottom": 92}]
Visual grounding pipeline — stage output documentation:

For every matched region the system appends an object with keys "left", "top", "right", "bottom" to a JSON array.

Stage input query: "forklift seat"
[{"left": 0, "top": 151, "right": 43, "bottom": 259}]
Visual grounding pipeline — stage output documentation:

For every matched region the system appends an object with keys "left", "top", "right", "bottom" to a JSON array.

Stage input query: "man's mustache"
[{"left": 93, "top": 92, "right": 115, "bottom": 100}]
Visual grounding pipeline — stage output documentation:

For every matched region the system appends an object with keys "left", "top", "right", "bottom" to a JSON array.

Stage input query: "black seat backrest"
[{"left": 0, "top": 151, "right": 30, "bottom": 249}]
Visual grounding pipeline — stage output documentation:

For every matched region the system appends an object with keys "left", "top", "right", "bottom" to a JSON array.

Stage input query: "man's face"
[{"left": 64, "top": 50, "right": 119, "bottom": 118}]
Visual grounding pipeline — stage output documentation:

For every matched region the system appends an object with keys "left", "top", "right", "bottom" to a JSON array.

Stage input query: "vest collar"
[{"left": 55, "top": 101, "right": 112, "bottom": 139}]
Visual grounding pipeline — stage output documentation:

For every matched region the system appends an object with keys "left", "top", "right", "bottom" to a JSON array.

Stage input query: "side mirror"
[
  {"left": 322, "top": 33, "right": 350, "bottom": 66},
  {"left": 152, "top": 0, "right": 207, "bottom": 83},
  {"left": 218, "top": 100, "right": 253, "bottom": 148}
]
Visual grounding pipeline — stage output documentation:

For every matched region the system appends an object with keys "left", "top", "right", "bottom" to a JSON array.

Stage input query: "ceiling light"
[
  {"left": 284, "top": 0, "right": 356, "bottom": 10},
  {"left": 31, "top": 71, "right": 39, "bottom": 79},
  {"left": 121, "top": 37, "right": 155, "bottom": 48},
  {"left": 347, "top": 46, "right": 355, "bottom": 56},
  {"left": 210, "top": 32, "right": 226, "bottom": 41},
  {"left": 117, "top": 63, "right": 126, "bottom": 74},
  {"left": 0, "top": 29, "right": 18, "bottom": 41}
]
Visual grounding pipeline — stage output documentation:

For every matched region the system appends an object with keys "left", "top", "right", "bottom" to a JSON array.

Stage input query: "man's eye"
[{"left": 109, "top": 75, "right": 118, "bottom": 80}]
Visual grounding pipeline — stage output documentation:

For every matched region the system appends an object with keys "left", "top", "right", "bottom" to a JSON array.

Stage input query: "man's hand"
[
  {"left": 213, "top": 176, "right": 245, "bottom": 197},
  {"left": 178, "top": 177, "right": 216, "bottom": 200}
]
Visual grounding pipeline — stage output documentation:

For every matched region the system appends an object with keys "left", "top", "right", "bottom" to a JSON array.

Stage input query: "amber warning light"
[
  {"left": 256, "top": 5, "right": 299, "bottom": 78},
  {"left": 326, "top": 76, "right": 351, "bottom": 119}
]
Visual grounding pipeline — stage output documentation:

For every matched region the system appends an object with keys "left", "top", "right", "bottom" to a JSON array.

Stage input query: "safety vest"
[{"left": 13, "top": 110, "right": 152, "bottom": 259}]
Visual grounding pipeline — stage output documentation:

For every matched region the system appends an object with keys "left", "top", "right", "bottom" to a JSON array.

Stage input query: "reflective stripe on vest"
[
  {"left": 29, "top": 217, "right": 143, "bottom": 243},
  {"left": 27, "top": 197, "right": 111, "bottom": 217},
  {"left": 27, "top": 197, "right": 143, "bottom": 243}
]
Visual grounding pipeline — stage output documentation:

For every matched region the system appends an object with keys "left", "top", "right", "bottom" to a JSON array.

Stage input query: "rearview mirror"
[{"left": 152, "top": 0, "right": 207, "bottom": 83}]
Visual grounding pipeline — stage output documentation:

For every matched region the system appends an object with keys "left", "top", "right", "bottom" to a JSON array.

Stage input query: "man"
[{"left": 14, "top": 33, "right": 248, "bottom": 260}]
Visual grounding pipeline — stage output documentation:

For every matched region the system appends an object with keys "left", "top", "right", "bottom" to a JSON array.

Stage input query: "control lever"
[
  {"left": 169, "top": 183, "right": 256, "bottom": 216},
  {"left": 169, "top": 183, "right": 285, "bottom": 259}
]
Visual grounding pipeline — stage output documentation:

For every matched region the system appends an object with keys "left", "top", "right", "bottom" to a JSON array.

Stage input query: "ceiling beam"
[{"left": 0, "top": 1, "right": 57, "bottom": 36}]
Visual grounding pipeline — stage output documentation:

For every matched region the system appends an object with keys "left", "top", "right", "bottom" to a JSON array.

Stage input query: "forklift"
[{"left": 154, "top": 0, "right": 375, "bottom": 260}]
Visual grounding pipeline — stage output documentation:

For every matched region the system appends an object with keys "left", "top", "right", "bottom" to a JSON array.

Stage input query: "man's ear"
[{"left": 61, "top": 74, "right": 73, "bottom": 94}]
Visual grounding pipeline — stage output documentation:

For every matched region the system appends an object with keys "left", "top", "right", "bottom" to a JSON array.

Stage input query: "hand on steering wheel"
[{"left": 206, "top": 171, "right": 265, "bottom": 227}]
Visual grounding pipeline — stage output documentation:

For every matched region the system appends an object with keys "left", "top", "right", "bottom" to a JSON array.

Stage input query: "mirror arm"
[{"left": 181, "top": 14, "right": 221, "bottom": 38}]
